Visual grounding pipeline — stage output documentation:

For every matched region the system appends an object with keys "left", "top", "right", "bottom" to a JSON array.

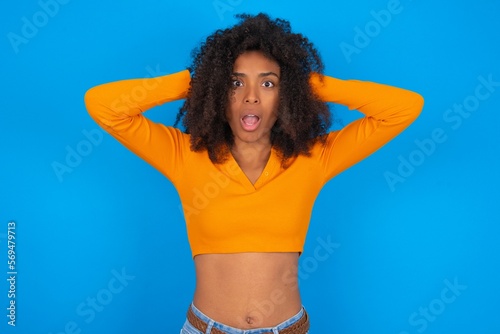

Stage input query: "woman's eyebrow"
[{"left": 232, "top": 72, "right": 280, "bottom": 78}]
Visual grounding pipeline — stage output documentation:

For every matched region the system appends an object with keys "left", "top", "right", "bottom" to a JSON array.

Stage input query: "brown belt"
[{"left": 187, "top": 306, "right": 310, "bottom": 334}]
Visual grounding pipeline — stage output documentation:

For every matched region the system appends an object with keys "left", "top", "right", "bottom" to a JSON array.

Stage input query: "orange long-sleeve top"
[{"left": 85, "top": 69, "right": 423, "bottom": 257}]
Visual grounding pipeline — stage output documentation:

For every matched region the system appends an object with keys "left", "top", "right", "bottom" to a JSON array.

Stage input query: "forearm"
[
  {"left": 310, "top": 73, "right": 424, "bottom": 125},
  {"left": 84, "top": 69, "right": 191, "bottom": 130}
]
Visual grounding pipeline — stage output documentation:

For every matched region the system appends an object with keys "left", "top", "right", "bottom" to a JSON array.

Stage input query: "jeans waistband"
[{"left": 188, "top": 303, "right": 308, "bottom": 334}]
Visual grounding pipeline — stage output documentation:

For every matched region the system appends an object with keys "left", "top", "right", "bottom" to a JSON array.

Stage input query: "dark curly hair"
[{"left": 175, "top": 13, "right": 332, "bottom": 165}]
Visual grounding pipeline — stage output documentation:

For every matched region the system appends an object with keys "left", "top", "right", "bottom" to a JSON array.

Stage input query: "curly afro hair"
[{"left": 175, "top": 13, "right": 332, "bottom": 166}]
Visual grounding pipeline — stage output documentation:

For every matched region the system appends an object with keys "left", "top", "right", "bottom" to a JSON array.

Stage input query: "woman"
[{"left": 85, "top": 13, "right": 423, "bottom": 334}]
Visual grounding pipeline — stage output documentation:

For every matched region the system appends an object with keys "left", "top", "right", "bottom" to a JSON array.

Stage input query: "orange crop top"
[{"left": 85, "top": 69, "right": 423, "bottom": 257}]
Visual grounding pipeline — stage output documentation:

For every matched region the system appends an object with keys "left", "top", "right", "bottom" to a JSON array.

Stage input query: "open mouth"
[{"left": 240, "top": 115, "right": 261, "bottom": 131}]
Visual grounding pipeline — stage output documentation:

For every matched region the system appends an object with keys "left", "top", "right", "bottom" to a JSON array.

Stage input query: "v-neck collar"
[{"left": 228, "top": 148, "right": 279, "bottom": 191}]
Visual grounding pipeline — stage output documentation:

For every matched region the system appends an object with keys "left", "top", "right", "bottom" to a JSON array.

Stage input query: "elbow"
[
  {"left": 84, "top": 86, "right": 100, "bottom": 117},
  {"left": 413, "top": 91, "right": 425, "bottom": 110},
  {"left": 84, "top": 85, "right": 110, "bottom": 129},
  {"left": 408, "top": 91, "right": 425, "bottom": 121}
]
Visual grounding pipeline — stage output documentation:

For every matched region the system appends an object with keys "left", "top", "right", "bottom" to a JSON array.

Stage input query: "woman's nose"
[{"left": 244, "top": 86, "right": 259, "bottom": 104}]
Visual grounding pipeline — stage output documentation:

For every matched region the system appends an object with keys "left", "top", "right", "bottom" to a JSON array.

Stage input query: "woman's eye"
[
  {"left": 232, "top": 80, "right": 243, "bottom": 87},
  {"left": 262, "top": 81, "right": 275, "bottom": 88}
]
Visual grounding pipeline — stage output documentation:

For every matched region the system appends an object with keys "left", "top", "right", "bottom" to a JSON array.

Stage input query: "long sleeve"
[
  {"left": 84, "top": 69, "right": 192, "bottom": 180},
  {"left": 309, "top": 73, "right": 424, "bottom": 181}
]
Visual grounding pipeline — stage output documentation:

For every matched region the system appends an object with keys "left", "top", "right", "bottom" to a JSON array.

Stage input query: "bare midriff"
[{"left": 193, "top": 252, "right": 302, "bottom": 329}]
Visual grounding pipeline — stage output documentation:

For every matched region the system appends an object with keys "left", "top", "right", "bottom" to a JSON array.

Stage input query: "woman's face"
[{"left": 226, "top": 51, "right": 280, "bottom": 146}]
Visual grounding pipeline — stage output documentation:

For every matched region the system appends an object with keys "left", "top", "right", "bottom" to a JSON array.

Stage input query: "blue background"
[{"left": 1, "top": 0, "right": 499, "bottom": 333}]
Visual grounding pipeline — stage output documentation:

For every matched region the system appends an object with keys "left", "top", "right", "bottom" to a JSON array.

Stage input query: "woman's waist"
[{"left": 192, "top": 252, "right": 302, "bottom": 328}]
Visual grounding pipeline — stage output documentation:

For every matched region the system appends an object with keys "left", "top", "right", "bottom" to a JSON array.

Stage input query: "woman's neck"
[{"left": 230, "top": 139, "right": 272, "bottom": 164}]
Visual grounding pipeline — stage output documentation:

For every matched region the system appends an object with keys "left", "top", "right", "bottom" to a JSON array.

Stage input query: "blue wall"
[{"left": 1, "top": 0, "right": 499, "bottom": 333}]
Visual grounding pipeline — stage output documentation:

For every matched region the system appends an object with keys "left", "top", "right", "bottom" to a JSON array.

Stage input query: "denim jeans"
[{"left": 180, "top": 303, "right": 309, "bottom": 334}]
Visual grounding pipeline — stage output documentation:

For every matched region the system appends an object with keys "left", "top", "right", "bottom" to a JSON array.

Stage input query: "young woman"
[{"left": 85, "top": 13, "right": 423, "bottom": 334}]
